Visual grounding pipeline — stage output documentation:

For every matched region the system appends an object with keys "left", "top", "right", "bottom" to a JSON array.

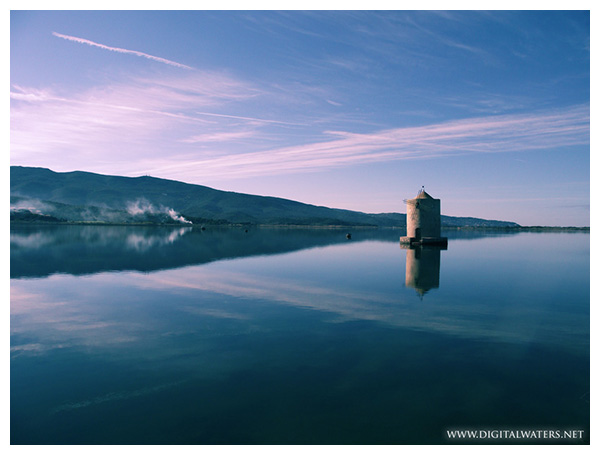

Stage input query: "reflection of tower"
[
  {"left": 402, "top": 244, "right": 446, "bottom": 298},
  {"left": 400, "top": 188, "right": 447, "bottom": 246}
]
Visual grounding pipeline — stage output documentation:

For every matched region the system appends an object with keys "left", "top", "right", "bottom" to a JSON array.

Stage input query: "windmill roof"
[{"left": 416, "top": 189, "right": 434, "bottom": 199}]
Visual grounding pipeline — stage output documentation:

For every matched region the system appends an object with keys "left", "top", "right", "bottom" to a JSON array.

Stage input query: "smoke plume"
[{"left": 126, "top": 199, "right": 192, "bottom": 224}]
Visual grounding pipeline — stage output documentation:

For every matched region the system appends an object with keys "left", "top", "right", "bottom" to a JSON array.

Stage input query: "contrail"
[
  {"left": 195, "top": 111, "right": 304, "bottom": 126},
  {"left": 52, "top": 32, "right": 193, "bottom": 69}
]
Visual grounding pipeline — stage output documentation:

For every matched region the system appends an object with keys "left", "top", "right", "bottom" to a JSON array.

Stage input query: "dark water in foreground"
[{"left": 10, "top": 225, "right": 590, "bottom": 444}]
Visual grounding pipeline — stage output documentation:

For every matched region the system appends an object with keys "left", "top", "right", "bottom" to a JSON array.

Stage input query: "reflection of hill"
[
  {"left": 10, "top": 225, "right": 385, "bottom": 279},
  {"left": 443, "top": 229, "right": 520, "bottom": 240},
  {"left": 10, "top": 225, "right": 527, "bottom": 280}
]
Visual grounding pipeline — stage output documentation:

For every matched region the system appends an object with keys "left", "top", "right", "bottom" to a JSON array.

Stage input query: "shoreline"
[{"left": 9, "top": 221, "right": 589, "bottom": 231}]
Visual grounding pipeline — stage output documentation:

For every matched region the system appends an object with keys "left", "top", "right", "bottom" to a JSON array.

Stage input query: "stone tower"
[{"left": 400, "top": 188, "right": 447, "bottom": 246}]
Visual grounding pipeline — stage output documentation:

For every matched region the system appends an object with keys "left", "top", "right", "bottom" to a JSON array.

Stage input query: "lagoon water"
[{"left": 10, "top": 225, "right": 590, "bottom": 444}]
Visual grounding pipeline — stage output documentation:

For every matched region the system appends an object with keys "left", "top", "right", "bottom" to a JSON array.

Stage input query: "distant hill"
[{"left": 10, "top": 166, "right": 520, "bottom": 227}]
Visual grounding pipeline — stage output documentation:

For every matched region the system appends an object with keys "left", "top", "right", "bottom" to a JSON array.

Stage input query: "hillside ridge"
[{"left": 10, "top": 166, "right": 520, "bottom": 227}]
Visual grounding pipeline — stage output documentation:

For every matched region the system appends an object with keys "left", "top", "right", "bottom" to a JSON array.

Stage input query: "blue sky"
[{"left": 10, "top": 9, "right": 590, "bottom": 226}]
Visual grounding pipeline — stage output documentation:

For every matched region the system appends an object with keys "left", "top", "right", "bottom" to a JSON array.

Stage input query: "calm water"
[{"left": 10, "top": 225, "right": 590, "bottom": 444}]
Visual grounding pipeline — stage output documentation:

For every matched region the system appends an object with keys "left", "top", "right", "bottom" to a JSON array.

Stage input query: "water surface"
[{"left": 10, "top": 225, "right": 590, "bottom": 444}]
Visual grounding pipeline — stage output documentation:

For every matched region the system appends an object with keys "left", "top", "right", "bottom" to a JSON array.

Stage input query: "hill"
[{"left": 10, "top": 166, "right": 520, "bottom": 227}]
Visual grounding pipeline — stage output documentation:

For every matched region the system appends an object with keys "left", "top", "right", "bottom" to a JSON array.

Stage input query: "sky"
[{"left": 9, "top": 8, "right": 591, "bottom": 226}]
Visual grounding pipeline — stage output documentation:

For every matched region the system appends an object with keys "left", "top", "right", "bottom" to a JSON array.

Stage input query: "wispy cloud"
[
  {"left": 194, "top": 111, "right": 304, "bottom": 126},
  {"left": 10, "top": 72, "right": 266, "bottom": 168},
  {"left": 10, "top": 61, "right": 589, "bottom": 186},
  {"left": 180, "top": 130, "right": 258, "bottom": 144},
  {"left": 140, "top": 105, "right": 589, "bottom": 181},
  {"left": 52, "top": 32, "right": 193, "bottom": 69}
]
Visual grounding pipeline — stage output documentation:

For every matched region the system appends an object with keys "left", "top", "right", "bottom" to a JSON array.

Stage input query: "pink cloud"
[
  {"left": 10, "top": 72, "right": 262, "bottom": 166},
  {"left": 140, "top": 105, "right": 589, "bottom": 181},
  {"left": 10, "top": 63, "right": 589, "bottom": 184}
]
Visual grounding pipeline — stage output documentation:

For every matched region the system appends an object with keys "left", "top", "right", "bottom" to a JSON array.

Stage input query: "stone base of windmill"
[{"left": 400, "top": 236, "right": 448, "bottom": 247}]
